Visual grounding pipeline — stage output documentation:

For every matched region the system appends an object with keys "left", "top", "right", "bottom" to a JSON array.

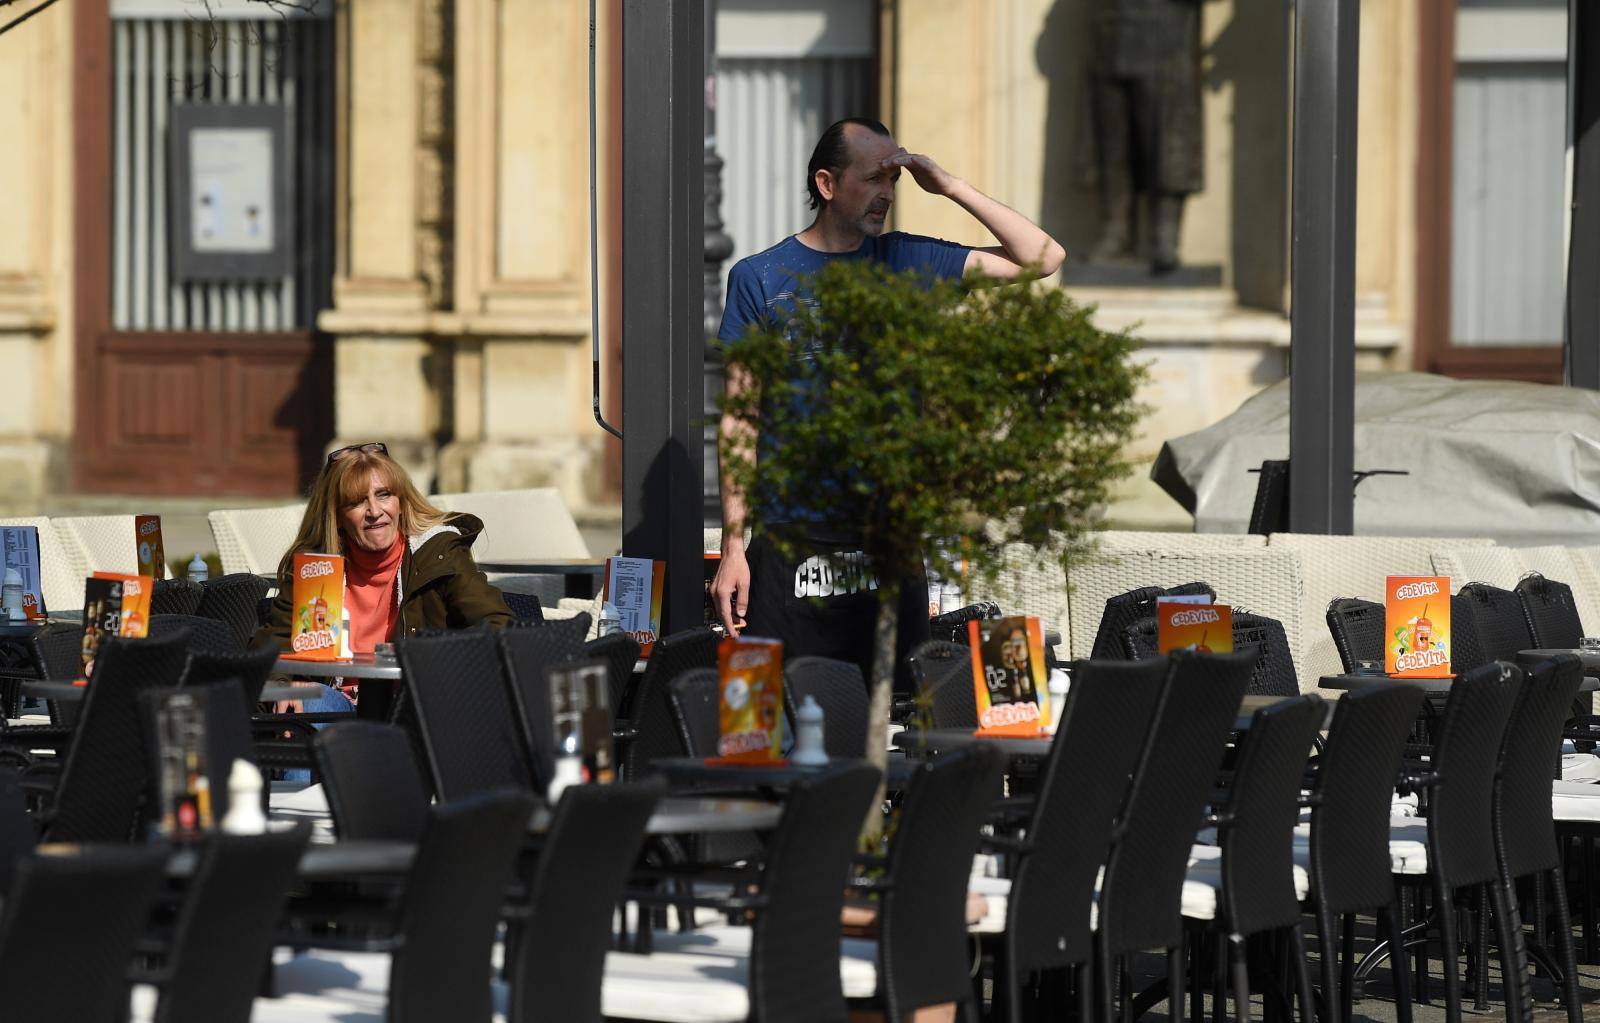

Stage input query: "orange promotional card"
[
  {"left": 1385, "top": 576, "right": 1451, "bottom": 677},
  {"left": 715, "top": 635, "right": 784, "bottom": 762},
  {"left": 1156, "top": 600, "right": 1234, "bottom": 655},
  {"left": 968, "top": 615, "right": 1051, "bottom": 736},
  {"left": 134, "top": 515, "right": 166, "bottom": 581},
  {"left": 285, "top": 553, "right": 346, "bottom": 662},
  {"left": 603, "top": 557, "right": 666, "bottom": 657},
  {"left": 80, "top": 573, "right": 152, "bottom": 681}
]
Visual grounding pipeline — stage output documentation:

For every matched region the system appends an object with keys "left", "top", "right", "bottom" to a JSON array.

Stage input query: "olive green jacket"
[{"left": 260, "top": 513, "right": 512, "bottom": 648}]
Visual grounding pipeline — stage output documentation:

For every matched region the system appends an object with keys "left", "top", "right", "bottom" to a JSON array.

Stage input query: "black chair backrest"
[
  {"left": 513, "top": 612, "right": 591, "bottom": 644},
  {"left": 140, "top": 680, "right": 256, "bottom": 826},
  {"left": 1455, "top": 582, "right": 1533, "bottom": 665},
  {"left": 1427, "top": 660, "right": 1522, "bottom": 888},
  {"left": 30, "top": 620, "right": 85, "bottom": 680},
  {"left": 390, "top": 790, "right": 539, "bottom": 1023},
  {"left": 1248, "top": 459, "right": 1291, "bottom": 535},
  {"left": 1308, "top": 682, "right": 1429, "bottom": 915},
  {"left": 619, "top": 628, "right": 718, "bottom": 781},
  {"left": 195, "top": 573, "right": 272, "bottom": 650},
  {"left": 180, "top": 642, "right": 280, "bottom": 702},
  {"left": 1498, "top": 654, "right": 1586, "bottom": 878},
  {"left": 509, "top": 780, "right": 664, "bottom": 1023},
  {"left": 583, "top": 631, "right": 643, "bottom": 718},
  {"left": 928, "top": 601, "right": 1001, "bottom": 644},
  {"left": 46, "top": 630, "right": 191, "bottom": 842},
  {"left": 1232, "top": 611, "right": 1299, "bottom": 696},
  {"left": 1326, "top": 597, "right": 1385, "bottom": 673},
  {"left": 0, "top": 768, "right": 34, "bottom": 895},
  {"left": 748, "top": 764, "right": 882, "bottom": 1022},
  {"left": 1099, "top": 648, "right": 1254, "bottom": 957},
  {"left": 315, "top": 721, "right": 430, "bottom": 841},
  {"left": 1010, "top": 657, "right": 1169, "bottom": 973},
  {"left": 1092, "top": 581, "right": 1216, "bottom": 661},
  {"left": 1218, "top": 696, "right": 1326, "bottom": 935},
  {"left": 880, "top": 746, "right": 1006, "bottom": 1019},
  {"left": 502, "top": 590, "right": 544, "bottom": 624},
  {"left": 151, "top": 577, "right": 205, "bottom": 617},
  {"left": 498, "top": 625, "right": 591, "bottom": 790},
  {"left": 396, "top": 630, "right": 534, "bottom": 801},
  {"left": 153, "top": 825, "right": 312, "bottom": 1023},
  {"left": 906, "top": 639, "right": 977, "bottom": 730},
  {"left": 0, "top": 846, "right": 170, "bottom": 1023},
  {"left": 667, "top": 667, "right": 721, "bottom": 757},
  {"left": 1517, "top": 574, "right": 1586, "bottom": 649},
  {"left": 150, "top": 614, "right": 239, "bottom": 655},
  {"left": 784, "top": 656, "right": 869, "bottom": 759}
]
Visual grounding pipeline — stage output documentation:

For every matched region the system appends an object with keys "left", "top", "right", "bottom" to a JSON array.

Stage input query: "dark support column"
[
  {"left": 621, "top": 0, "right": 706, "bottom": 633},
  {"left": 1288, "top": 0, "right": 1359, "bottom": 535},
  {"left": 1567, "top": 0, "right": 1600, "bottom": 388}
]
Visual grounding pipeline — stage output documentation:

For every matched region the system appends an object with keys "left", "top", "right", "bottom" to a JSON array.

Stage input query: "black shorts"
[{"left": 742, "top": 531, "right": 929, "bottom": 697}]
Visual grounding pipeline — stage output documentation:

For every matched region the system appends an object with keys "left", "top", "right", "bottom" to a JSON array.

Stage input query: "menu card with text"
[
  {"left": 284, "top": 553, "right": 347, "bottom": 661},
  {"left": 0, "top": 526, "right": 46, "bottom": 620},
  {"left": 968, "top": 615, "right": 1051, "bottom": 736},
  {"left": 603, "top": 556, "right": 665, "bottom": 656},
  {"left": 80, "top": 572, "right": 153, "bottom": 680},
  {"left": 135, "top": 514, "right": 166, "bottom": 580},
  {"left": 1156, "top": 599, "right": 1233, "bottom": 654},
  {"left": 1386, "top": 575, "right": 1451, "bottom": 677}
]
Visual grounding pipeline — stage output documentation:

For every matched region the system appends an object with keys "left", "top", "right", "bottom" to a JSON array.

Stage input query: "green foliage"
[{"left": 717, "top": 259, "right": 1147, "bottom": 589}]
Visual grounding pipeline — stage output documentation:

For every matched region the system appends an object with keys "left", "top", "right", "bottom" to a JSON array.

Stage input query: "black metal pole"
[
  {"left": 1567, "top": 0, "right": 1600, "bottom": 388},
  {"left": 1288, "top": 0, "right": 1359, "bottom": 534},
  {"left": 621, "top": 0, "right": 707, "bottom": 633}
]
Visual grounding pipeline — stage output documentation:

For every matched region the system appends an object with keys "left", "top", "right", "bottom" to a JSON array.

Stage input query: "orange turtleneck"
[{"left": 344, "top": 533, "right": 404, "bottom": 654}]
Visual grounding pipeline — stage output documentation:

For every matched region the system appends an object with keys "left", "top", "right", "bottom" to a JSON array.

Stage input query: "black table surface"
[
  {"left": 1321, "top": 670, "right": 1600, "bottom": 694},
  {"left": 650, "top": 756, "right": 884, "bottom": 788},
  {"left": 1519, "top": 648, "right": 1600, "bottom": 672},
  {"left": 30, "top": 838, "right": 419, "bottom": 881},
  {"left": 20, "top": 679, "right": 333, "bottom": 703}
]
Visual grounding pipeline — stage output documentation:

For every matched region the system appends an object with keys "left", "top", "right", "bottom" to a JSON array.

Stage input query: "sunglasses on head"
[{"left": 326, "top": 442, "right": 388, "bottom": 467}]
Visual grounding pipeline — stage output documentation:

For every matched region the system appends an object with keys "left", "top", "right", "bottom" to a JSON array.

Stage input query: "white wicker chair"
[
  {"left": 427, "top": 488, "right": 590, "bottom": 562},
  {"left": 966, "top": 544, "right": 1071, "bottom": 658},
  {"left": 51, "top": 515, "right": 165, "bottom": 578},
  {"left": 207, "top": 504, "right": 308, "bottom": 577},
  {"left": 1430, "top": 546, "right": 1524, "bottom": 591},
  {"left": 0, "top": 517, "right": 85, "bottom": 614},
  {"left": 1268, "top": 534, "right": 1495, "bottom": 684},
  {"left": 1064, "top": 546, "right": 1311, "bottom": 689},
  {"left": 1094, "top": 531, "right": 1266, "bottom": 550}
]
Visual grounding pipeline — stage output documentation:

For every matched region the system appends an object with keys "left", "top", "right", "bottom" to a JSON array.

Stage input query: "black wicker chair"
[
  {"left": 0, "top": 621, "right": 92, "bottom": 745},
  {"left": 34, "top": 631, "right": 191, "bottom": 842},
  {"left": 867, "top": 745, "right": 1006, "bottom": 1022},
  {"left": 515, "top": 612, "right": 591, "bottom": 644},
  {"left": 276, "top": 789, "right": 538, "bottom": 1022},
  {"left": 1444, "top": 590, "right": 1495, "bottom": 674},
  {"left": 1497, "top": 655, "right": 1584, "bottom": 1023},
  {"left": 1302, "top": 681, "right": 1427, "bottom": 1023},
  {"left": 1092, "top": 582, "right": 1216, "bottom": 661},
  {"left": 1326, "top": 598, "right": 1386, "bottom": 673},
  {"left": 928, "top": 600, "right": 1002, "bottom": 644},
  {"left": 667, "top": 668, "right": 721, "bottom": 757},
  {"left": 151, "top": 576, "right": 205, "bottom": 617},
  {"left": 180, "top": 642, "right": 279, "bottom": 702},
  {"left": 0, "top": 845, "right": 169, "bottom": 1023},
  {"left": 783, "top": 656, "right": 869, "bottom": 759},
  {"left": 139, "top": 680, "right": 258, "bottom": 826},
  {"left": 617, "top": 628, "right": 719, "bottom": 781},
  {"left": 1123, "top": 611, "right": 1298, "bottom": 696},
  {"left": 906, "top": 639, "right": 977, "bottom": 730},
  {"left": 502, "top": 590, "right": 544, "bottom": 624},
  {"left": 1095, "top": 648, "right": 1254, "bottom": 1023},
  {"left": 0, "top": 767, "right": 33, "bottom": 894},
  {"left": 1455, "top": 582, "right": 1533, "bottom": 665},
  {"left": 498, "top": 625, "right": 592, "bottom": 790},
  {"left": 508, "top": 780, "right": 664, "bottom": 1023},
  {"left": 983, "top": 657, "right": 1172, "bottom": 1023},
  {"left": 150, "top": 613, "right": 240, "bottom": 654},
  {"left": 602, "top": 764, "right": 882, "bottom": 1022},
  {"left": 584, "top": 631, "right": 643, "bottom": 719},
  {"left": 1516, "top": 575, "right": 1592, "bottom": 731},
  {"left": 1182, "top": 696, "right": 1323, "bottom": 1023},
  {"left": 396, "top": 630, "right": 535, "bottom": 801},
  {"left": 141, "top": 825, "right": 313, "bottom": 1023},
  {"left": 314, "top": 721, "right": 430, "bottom": 841},
  {"left": 195, "top": 573, "right": 272, "bottom": 649}
]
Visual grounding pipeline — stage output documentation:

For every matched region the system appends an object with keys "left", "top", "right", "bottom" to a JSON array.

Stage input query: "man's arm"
[
  {"left": 887, "top": 151, "right": 1066, "bottom": 281},
  {"left": 711, "top": 364, "right": 757, "bottom": 635}
]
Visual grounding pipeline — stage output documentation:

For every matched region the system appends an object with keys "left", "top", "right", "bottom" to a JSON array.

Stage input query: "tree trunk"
[{"left": 860, "top": 581, "right": 898, "bottom": 846}]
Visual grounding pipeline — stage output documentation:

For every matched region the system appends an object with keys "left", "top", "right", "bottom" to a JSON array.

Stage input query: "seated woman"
[{"left": 262, "top": 442, "right": 512, "bottom": 713}]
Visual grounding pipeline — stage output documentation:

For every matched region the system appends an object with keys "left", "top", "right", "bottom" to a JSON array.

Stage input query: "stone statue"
[{"left": 1080, "top": 0, "right": 1207, "bottom": 274}]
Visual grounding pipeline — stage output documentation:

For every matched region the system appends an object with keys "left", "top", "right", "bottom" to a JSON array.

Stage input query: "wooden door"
[{"left": 74, "top": 0, "right": 334, "bottom": 496}]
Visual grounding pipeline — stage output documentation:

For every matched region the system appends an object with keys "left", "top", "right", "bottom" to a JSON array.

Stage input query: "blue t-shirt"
[
  {"left": 717, "top": 231, "right": 972, "bottom": 345},
  {"left": 716, "top": 232, "right": 971, "bottom": 525}
]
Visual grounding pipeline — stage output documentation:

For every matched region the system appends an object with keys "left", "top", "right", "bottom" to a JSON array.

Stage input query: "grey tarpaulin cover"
[{"left": 1149, "top": 372, "right": 1600, "bottom": 545}]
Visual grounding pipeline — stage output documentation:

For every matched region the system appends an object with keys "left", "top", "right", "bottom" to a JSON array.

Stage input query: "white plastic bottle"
[
  {"left": 187, "top": 554, "right": 209, "bottom": 584},
  {"left": 791, "top": 694, "right": 829, "bottom": 766},
  {"left": 2, "top": 567, "right": 24, "bottom": 622}
]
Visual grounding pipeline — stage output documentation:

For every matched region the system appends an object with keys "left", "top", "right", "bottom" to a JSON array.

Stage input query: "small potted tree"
[{"left": 719, "top": 259, "right": 1146, "bottom": 836}]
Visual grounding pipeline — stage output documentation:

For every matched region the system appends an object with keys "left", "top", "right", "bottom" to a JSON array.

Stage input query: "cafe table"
[
  {"left": 473, "top": 558, "right": 606, "bottom": 599},
  {"left": 651, "top": 755, "right": 917, "bottom": 789},
  {"left": 273, "top": 652, "right": 403, "bottom": 721},
  {"left": 20, "top": 678, "right": 335, "bottom": 703},
  {"left": 1320, "top": 670, "right": 1600, "bottom": 695},
  {"left": 1518, "top": 647, "right": 1600, "bottom": 674}
]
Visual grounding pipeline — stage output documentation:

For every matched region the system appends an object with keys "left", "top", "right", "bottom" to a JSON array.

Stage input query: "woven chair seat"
[
  {"left": 1553, "top": 779, "right": 1600, "bottom": 822},
  {"left": 1181, "top": 842, "right": 1309, "bottom": 922},
  {"left": 1563, "top": 753, "right": 1600, "bottom": 782}
]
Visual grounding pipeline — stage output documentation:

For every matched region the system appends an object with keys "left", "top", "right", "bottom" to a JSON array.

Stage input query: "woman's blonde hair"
[{"left": 276, "top": 448, "right": 447, "bottom": 582}]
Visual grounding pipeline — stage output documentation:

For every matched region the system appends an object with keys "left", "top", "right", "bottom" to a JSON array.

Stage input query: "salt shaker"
[
  {"left": 547, "top": 756, "right": 584, "bottom": 804},
  {"left": 2, "top": 567, "right": 23, "bottom": 622},
  {"left": 221, "top": 759, "right": 267, "bottom": 835},
  {"left": 187, "top": 554, "right": 209, "bottom": 584},
  {"left": 791, "top": 694, "right": 828, "bottom": 766}
]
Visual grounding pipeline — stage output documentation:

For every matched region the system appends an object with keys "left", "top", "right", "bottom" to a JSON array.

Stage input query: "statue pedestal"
[{"left": 1059, "top": 262, "right": 1223, "bottom": 289}]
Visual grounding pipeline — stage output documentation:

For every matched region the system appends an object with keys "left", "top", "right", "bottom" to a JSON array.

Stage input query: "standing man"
[{"left": 711, "top": 117, "right": 1065, "bottom": 687}]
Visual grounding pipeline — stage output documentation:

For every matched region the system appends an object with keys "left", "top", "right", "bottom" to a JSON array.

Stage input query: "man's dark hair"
[{"left": 806, "top": 117, "right": 892, "bottom": 211}]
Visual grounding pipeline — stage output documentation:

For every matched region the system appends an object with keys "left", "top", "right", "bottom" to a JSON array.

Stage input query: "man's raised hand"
[{"left": 883, "top": 149, "right": 959, "bottom": 198}]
